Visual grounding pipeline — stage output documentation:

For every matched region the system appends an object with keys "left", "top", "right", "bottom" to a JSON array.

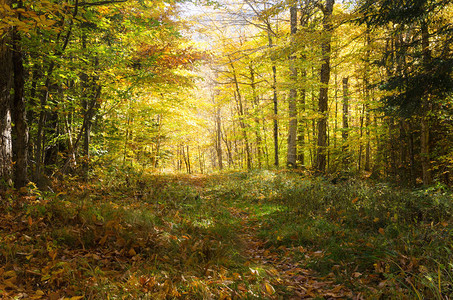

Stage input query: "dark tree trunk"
[
  {"left": 316, "top": 0, "right": 334, "bottom": 173},
  {"left": 342, "top": 77, "right": 349, "bottom": 165},
  {"left": 230, "top": 61, "right": 251, "bottom": 170},
  {"left": 249, "top": 66, "right": 263, "bottom": 168},
  {"left": 420, "top": 20, "right": 432, "bottom": 185},
  {"left": 12, "top": 27, "right": 29, "bottom": 188},
  {"left": 0, "top": 2, "right": 13, "bottom": 186}
]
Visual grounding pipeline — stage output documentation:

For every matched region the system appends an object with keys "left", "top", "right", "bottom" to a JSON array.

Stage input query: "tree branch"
[{"left": 79, "top": 0, "right": 127, "bottom": 7}]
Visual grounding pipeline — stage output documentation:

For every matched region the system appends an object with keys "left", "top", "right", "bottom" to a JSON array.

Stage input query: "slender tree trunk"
[
  {"left": 408, "top": 121, "right": 416, "bottom": 186},
  {"left": 316, "top": 0, "right": 334, "bottom": 173},
  {"left": 265, "top": 24, "right": 279, "bottom": 167},
  {"left": 216, "top": 107, "right": 223, "bottom": 170},
  {"left": 230, "top": 61, "right": 251, "bottom": 170},
  {"left": 287, "top": 6, "right": 298, "bottom": 168},
  {"left": 249, "top": 66, "right": 262, "bottom": 168},
  {"left": 334, "top": 71, "right": 338, "bottom": 150},
  {"left": 186, "top": 145, "right": 191, "bottom": 174},
  {"left": 364, "top": 29, "right": 371, "bottom": 172},
  {"left": 220, "top": 123, "right": 233, "bottom": 167},
  {"left": 420, "top": 20, "right": 432, "bottom": 185},
  {"left": 342, "top": 77, "right": 349, "bottom": 166},
  {"left": 198, "top": 146, "right": 203, "bottom": 174},
  {"left": 154, "top": 115, "right": 162, "bottom": 168},
  {"left": 297, "top": 87, "right": 305, "bottom": 167},
  {"left": 358, "top": 104, "right": 365, "bottom": 171}
]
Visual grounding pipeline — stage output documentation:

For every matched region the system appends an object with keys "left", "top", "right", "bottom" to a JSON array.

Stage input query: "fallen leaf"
[
  {"left": 128, "top": 248, "right": 137, "bottom": 256},
  {"left": 264, "top": 282, "right": 275, "bottom": 294}
]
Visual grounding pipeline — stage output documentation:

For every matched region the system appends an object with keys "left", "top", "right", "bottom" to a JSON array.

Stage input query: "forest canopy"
[{"left": 1, "top": 0, "right": 452, "bottom": 186}]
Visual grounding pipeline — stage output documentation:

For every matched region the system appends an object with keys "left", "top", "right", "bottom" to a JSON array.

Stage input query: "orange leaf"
[
  {"left": 352, "top": 197, "right": 359, "bottom": 204},
  {"left": 378, "top": 228, "right": 385, "bottom": 235}
]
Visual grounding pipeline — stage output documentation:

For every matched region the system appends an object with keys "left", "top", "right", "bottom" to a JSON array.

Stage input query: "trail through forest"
[
  {"left": 229, "top": 205, "right": 354, "bottom": 299},
  {"left": 2, "top": 170, "right": 451, "bottom": 299}
]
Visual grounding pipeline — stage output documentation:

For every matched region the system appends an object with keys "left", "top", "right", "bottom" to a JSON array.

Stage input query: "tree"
[
  {"left": 287, "top": 5, "right": 298, "bottom": 168},
  {"left": 316, "top": 0, "right": 334, "bottom": 173},
  {"left": 0, "top": 0, "right": 13, "bottom": 187},
  {"left": 357, "top": 0, "right": 453, "bottom": 184}
]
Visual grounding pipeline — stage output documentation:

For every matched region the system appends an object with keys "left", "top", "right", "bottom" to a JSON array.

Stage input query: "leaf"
[
  {"left": 378, "top": 228, "right": 385, "bottom": 235},
  {"left": 99, "top": 234, "right": 109, "bottom": 245},
  {"left": 352, "top": 197, "right": 359, "bottom": 203},
  {"left": 3, "top": 270, "right": 16, "bottom": 278},
  {"left": 264, "top": 282, "right": 275, "bottom": 294},
  {"left": 128, "top": 248, "right": 137, "bottom": 256}
]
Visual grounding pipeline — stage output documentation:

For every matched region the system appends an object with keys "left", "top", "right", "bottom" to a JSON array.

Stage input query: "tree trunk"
[
  {"left": 216, "top": 107, "right": 223, "bottom": 170},
  {"left": 266, "top": 24, "right": 279, "bottom": 168},
  {"left": 364, "top": 29, "right": 371, "bottom": 172},
  {"left": 420, "top": 20, "right": 432, "bottom": 185},
  {"left": 342, "top": 77, "right": 349, "bottom": 166},
  {"left": 230, "top": 61, "right": 251, "bottom": 170},
  {"left": 0, "top": 1, "right": 13, "bottom": 186},
  {"left": 287, "top": 6, "right": 298, "bottom": 168},
  {"left": 316, "top": 0, "right": 334, "bottom": 173},
  {"left": 12, "top": 27, "right": 28, "bottom": 188},
  {"left": 249, "top": 66, "right": 262, "bottom": 168}
]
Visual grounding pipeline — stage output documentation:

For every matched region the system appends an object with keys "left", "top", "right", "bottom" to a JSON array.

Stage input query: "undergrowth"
[{"left": 0, "top": 168, "right": 452, "bottom": 299}]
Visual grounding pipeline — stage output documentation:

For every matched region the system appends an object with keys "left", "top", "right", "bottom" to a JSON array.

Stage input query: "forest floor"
[{"left": 0, "top": 170, "right": 452, "bottom": 299}]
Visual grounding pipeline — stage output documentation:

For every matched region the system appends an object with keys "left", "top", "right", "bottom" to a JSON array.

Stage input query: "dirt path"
[{"left": 228, "top": 207, "right": 358, "bottom": 299}]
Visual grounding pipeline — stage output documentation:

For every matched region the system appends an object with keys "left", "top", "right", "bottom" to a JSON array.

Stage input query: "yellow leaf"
[
  {"left": 373, "top": 217, "right": 380, "bottom": 223},
  {"left": 264, "top": 282, "right": 275, "bottom": 294}
]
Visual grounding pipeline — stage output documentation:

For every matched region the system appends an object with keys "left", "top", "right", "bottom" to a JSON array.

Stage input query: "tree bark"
[
  {"left": 0, "top": 0, "right": 13, "bottom": 186},
  {"left": 249, "top": 66, "right": 263, "bottom": 168},
  {"left": 265, "top": 23, "right": 279, "bottom": 168},
  {"left": 12, "top": 27, "right": 28, "bottom": 188},
  {"left": 287, "top": 6, "right": 298, "bottom": 168},
  {"left": 230, "top": 60, "right": 251, "bottom": 170},
  {"left": 420, "top": 20, "right": 432, "bottom": 185},
  {"left": 215, "top": 107, "right": 223, "bottom": 170},
  {"left": 342, "top": 77, "right": 349, "bottom": 166},
  {"left": 316, "top": 0, "right": 334, "bottom": 173}
]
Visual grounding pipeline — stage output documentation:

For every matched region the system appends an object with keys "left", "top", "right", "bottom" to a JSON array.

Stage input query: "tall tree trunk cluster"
[{"left": 1, "top": 0, "right": 28, "bottom": 189}]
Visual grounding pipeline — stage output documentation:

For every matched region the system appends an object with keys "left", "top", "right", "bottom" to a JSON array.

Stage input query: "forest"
[{"left": 1, "top": 0, "right": 453, "bottom": 298}]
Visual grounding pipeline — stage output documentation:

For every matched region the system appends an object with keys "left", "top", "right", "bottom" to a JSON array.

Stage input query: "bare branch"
[{"left": 79, "top": 0, "right": 128, "bottom": 7}]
